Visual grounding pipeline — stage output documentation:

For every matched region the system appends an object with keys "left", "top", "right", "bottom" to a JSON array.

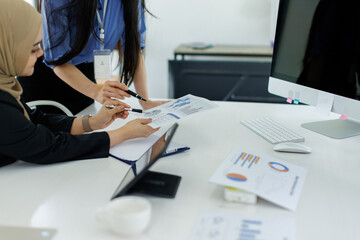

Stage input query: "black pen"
[
  {"left": 124, "top": 89, "right": 147, "bottom": 102},
  {"left": 105, "top": 105, "right": 143, "bottom": 113}
]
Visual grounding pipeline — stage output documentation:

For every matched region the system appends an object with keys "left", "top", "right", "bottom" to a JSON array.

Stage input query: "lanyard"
[{"left": 96, "top": 0, "right": 109, "bottom": 47}]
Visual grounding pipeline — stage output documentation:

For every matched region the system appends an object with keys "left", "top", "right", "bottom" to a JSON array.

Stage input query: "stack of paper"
[
  {"left": 110, "top": 134, "right": 189, "bottom": 162},
  {"left": 138, "top": 94, "right": 218, "bottom": 128}
]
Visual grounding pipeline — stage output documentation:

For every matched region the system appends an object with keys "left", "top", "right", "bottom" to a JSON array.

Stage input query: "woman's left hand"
[
  {"left": 140, "top": 100, "right": 170, "bottom": 110},
  {"left": 89, "top": 100, "right": 131, "bottom": 130}
]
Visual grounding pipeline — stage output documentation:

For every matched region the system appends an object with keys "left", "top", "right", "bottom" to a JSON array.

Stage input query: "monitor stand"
[
  {"left": 301, "top": 118, "right": 360, "bottom": 139},
  {"left": 127, "top": 171, "right": 181, "bottom": 198}
]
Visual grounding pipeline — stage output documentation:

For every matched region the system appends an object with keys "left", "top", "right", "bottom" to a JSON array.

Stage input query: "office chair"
[{"left": 26, "top": 100, "right": 73, "bottom": 116}]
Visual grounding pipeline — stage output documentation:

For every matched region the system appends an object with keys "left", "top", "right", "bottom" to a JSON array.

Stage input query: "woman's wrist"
[
  {"left": 82, "top": 114, "right": 93, "bottom": 132},
  {"left": 139, "top": 99, "right": 152, "bottom": 109},
  {"left": 93, "top": 84, "right": 102, "bottom": 102},
  {"left": 107, "top": 128, "right": 128, "bottom": 147},
  {"left": 88, "top": 115, "right": 101, "bottom": 131}
]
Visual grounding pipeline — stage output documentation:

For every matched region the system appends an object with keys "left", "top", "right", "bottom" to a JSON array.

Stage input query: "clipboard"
[{"left": 109, "top": 135, "right": 190, "bottom": 162}]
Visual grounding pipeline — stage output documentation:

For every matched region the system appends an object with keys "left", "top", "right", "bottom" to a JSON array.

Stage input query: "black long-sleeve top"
[{"left": 0, "top": 90, "right": 110, "bottom": 167}]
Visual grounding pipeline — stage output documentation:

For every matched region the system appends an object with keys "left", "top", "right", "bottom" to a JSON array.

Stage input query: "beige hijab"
[{"left": 0, "top": 0, "right": 42, "bottom": 120}]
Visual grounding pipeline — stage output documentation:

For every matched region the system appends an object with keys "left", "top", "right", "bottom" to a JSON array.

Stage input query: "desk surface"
[
  {"left": 1, "top": 100, "right": 359, "bottom": 240},
  {"left": 174, "top": 44, "right": 273, "bottom": 57}
]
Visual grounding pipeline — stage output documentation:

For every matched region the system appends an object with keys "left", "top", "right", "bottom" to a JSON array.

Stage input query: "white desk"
[{"left": 1, "top": 100, "right": 360, "bottom": 239}]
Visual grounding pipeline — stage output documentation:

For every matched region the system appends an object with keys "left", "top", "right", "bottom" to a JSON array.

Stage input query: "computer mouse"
[{"left": 273, "top": 142, "right": 312, "bottom": 154}]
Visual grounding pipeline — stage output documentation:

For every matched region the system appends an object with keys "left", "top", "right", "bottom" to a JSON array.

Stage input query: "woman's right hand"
[
  {"left": 95, "top": 80, "right": 131, "bottom": 103},
  {"left": 89, "top": 100, "right": 131, "bottom": 131},
  {"left": 107, "top": 118, "right": 160, "bottom": 147}
]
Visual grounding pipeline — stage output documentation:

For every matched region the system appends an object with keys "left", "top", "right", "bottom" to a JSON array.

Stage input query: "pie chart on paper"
[{"left": 226, "top": 173, "right": 247, "bottom": 182}]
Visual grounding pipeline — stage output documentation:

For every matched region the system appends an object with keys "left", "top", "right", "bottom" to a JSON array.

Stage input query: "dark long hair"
[{"left": 41, "top": 0, "right": 148, "bottom": 86}]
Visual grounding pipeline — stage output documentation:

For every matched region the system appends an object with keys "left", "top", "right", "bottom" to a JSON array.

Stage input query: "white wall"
[
  {"left": 143, "top": 0, "right": 274, "bottom": 98},
  {"left": 24, "top": 0, "right": 35, "bottom": 6},
  {"left": 24, "top": 0, "right": 276, "bottom": 99}
]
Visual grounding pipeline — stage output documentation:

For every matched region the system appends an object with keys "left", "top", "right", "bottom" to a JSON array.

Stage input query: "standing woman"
[
  {"left": 0, "top": 0, "right": 158, "bottom": 167},
  {"left": 18, "top": 0, "right": 166, "bottom": 114}
]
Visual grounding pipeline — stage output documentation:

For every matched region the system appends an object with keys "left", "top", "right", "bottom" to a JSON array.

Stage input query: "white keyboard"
[{"left": 241, "top": 117, "right": 305, "bottom": 144}]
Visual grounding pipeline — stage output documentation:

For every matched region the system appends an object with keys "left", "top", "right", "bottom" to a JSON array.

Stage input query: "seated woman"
[{"left": 0, "top": 0, "right": 158, "bottom": 167}]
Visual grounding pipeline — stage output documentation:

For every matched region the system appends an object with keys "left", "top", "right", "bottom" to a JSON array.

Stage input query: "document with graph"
[
  {"left": 138, "top": 94, "right": 218, "bottom": 128},
  {"left": 209, "top": 147, "right": 307, "bottom": 211},
  {"left": 189, "top": 210, "right": 296, "bottom": 240}
]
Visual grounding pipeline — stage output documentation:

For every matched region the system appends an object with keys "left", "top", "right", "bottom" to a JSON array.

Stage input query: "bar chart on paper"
[
  {"left": 225, "top": 152, "right": 260, "bottom": 183},
  {"left": 239, "top": 219, "right": 262, "bottom": 240},
  {"left": 234, "top": 152, "right": 261, "bottom": 168},
  {"left": 189, "top": 210, "right": 296, "bottom": 240}
]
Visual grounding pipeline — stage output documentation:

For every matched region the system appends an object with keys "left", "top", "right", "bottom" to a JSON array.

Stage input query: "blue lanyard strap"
[{"left": 96, "top": 0, "right": 109, "bottom": 45}]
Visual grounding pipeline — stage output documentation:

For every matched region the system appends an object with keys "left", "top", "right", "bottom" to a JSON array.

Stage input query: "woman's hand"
[
  {"left": 107, "top": 118, "right": 160, "bottom": 147},
  {"left": 140, "top": 99, "right": 170, "bottom": 110},
  {"left": 89, "top": 100, "right": 131, "bottom": 130},
  {"left": 120, "top": 118, "right": 159, "bottom": 139},
  {"left": 95, "top": 80, "right": 131, "bottom": 103}
]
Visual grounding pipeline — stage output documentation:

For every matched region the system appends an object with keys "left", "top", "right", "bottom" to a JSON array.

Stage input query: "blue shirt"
[{"left": 42, "top": 0, "right": 146, "bottom": 68}]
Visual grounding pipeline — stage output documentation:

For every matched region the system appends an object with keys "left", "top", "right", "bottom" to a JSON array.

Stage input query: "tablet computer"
[{"left": 111, "top": 123, "right": 181, "bottom": 199}]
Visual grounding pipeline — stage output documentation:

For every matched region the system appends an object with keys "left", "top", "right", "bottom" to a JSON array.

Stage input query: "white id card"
[{"left": 94, "top": 49, "right": 112, "bottom": 80}]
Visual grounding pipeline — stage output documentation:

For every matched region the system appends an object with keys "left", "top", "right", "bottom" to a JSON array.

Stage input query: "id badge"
[{"left": 94, "top": 49, "right": 112, "bottom": 80}]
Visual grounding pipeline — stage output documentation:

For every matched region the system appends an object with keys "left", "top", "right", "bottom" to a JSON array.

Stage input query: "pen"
[
  {"left": 105, "top": 105, "right": 143, "bottom": 113},
  {"left": 124, "top": 89, "right": 147, "bottom": 102},
  {"left": 164, "top": 146, "right": 190, "bottom": 156},
  {"left": 165, "top": 148, "right": 180, "bottom": 154}
]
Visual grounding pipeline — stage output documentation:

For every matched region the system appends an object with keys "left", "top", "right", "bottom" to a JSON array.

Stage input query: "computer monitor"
[{"left": 268, "top": 0, "right": 360, "bottom": 139}]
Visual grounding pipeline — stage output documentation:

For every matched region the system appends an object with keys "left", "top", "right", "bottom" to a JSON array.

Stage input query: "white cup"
[{"left": 96, "top": 196, "right": 152, "bottom": 236}]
